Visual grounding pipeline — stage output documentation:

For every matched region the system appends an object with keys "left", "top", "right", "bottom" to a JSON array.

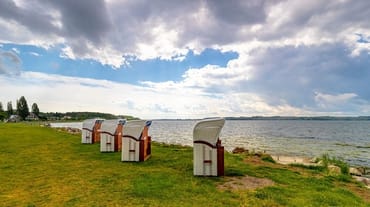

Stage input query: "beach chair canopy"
[
  {"left": 122, "top": 120, "right": 152, "bottom": 161},
  {"left": 82, "top": 118, "right": 104, "bottom": 129},
  {"left": 82, "top": 119, "right": 97, "bottom": 130},
  {"left": 123, "top": 120, "right": 151, "bottom": 139},
  {"left": 193, "top": 118, "right": 225, "bottom": 146},
  {"left": 100, "top": 119, "right": 126, "bottom": 134},
  {"left": 81, "top": 118, "right": 104, "bottom": 144}
]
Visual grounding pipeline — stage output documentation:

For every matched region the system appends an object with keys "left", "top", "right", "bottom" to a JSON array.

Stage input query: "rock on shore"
[{"left": 271, "top": 155, "right": 370, "bottom": 188}]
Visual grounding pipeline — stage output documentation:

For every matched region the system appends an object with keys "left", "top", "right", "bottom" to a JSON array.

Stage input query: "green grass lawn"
[{"left": 0, "top": 123, "right": 369, "bottom": 207}]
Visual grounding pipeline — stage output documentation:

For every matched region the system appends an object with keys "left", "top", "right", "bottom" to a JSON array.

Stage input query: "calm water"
[
  {"left": 51, "top": 120, "right": 370, "bottom": 167},
  {"left": 151, "top": 120, "right": 370, "bottom": 167}
]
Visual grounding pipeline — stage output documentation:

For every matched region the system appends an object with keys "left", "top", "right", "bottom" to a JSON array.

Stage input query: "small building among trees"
[
  {"left": 1, "top": 96, "right": 40, "bottom": 122},
  {"left": 25, "top": 112, "right": 39, "bottom": 121},
  {"left": 7, "top": 115, "right": 21, "bottom": 122}
]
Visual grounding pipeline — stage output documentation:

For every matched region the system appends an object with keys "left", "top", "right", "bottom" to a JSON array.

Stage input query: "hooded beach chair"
[
  {"left": 121, "top": 120, "right": 152, "bottom": 162},
  {"left": 193, "top": 118, "right": 225, "bottom": 176},
  {"left": 99, "top": 119, "right": 126, "bottom": 152},
  {"left": 81, "top": 119, "right": 104, "bottom": 144}
]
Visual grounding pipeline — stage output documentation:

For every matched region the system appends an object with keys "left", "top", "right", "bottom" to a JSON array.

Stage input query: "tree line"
[
  {"left": 41, "top": 112, "right": 138, "bottom": 121},
  {"left": 0, "top": 96, "right": 138, "bottom": 122},
  {"left": 0, "top": 96, "right": 39, "bottom": 121}
]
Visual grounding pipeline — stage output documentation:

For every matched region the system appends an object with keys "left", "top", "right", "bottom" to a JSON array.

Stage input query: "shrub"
[
  {"left": 320, "top": 154, "right": 349, "bottom": 175},
  {"left": 261, "top": 154, "right": 276, "bottom": 163}
]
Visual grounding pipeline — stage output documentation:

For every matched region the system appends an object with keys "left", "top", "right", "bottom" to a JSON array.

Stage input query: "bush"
[
  {"left": 320, "top": 154, "right": 349, "bottom": 175},
  {"left": 261, "top": 154, "right": 276, "bottom": 163}
]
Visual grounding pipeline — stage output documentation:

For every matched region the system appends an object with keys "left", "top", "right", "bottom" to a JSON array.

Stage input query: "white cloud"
[
  {"left": 60, "top": 43, "right": 126, "bottom": 69},
  {"left": 312, "top": 91, "right": 370, "bottom": 115},
  {"left": 29, "top": 52, "right": 41, "bottom": 56},
  {"left": 314, "top": 92, "right": 358, "bottom": 109},
  {"left": 0, "top": 71, "right": 320, "bottom": 119},
  {"left": 140, "top": 38, "right": 370, "bottom": 116},
  {"left": 1, "top": 0, "right": 370, "bottom": 68},
  {"left": 0, "top": 72, "right": 212, "bottom": 118},
  {"left": 11, "top": 47, "right": 20, "bottom": 54},
  {"left": 1, "top": 0, "right": 370, "bottom": 117},
  {"left": 135, "top": 25, "right": 189, "bottom": 61},
  {"left": 2, "top": 69, "right": 369, "bottom": 118}
]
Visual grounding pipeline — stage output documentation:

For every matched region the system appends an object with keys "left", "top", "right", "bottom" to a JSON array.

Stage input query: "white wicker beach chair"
[
  {"left": 193, "top": 118, "right": 225, "bottom": 176},
  {"left": 99, "top": 119, "right": 126, "bottom": 152},
  {"left": 81, "top": 119, "right": 104, "bottom": 144},
  {"left": 121, "top": 120, "right": 152, "bottom": 162}
]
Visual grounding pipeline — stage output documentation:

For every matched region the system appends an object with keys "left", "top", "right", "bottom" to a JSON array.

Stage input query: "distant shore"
[{"left": 224, "top": 116, "right": 370, "bottom": 121}]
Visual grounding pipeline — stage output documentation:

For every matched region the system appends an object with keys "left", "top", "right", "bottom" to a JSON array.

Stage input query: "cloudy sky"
[{"left": 0, "top": 0, "right": 370, "bottom": 119}]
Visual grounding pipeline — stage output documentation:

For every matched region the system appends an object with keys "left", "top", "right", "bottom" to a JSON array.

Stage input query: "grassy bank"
[{"left": 0, "top": 123, "right": 369, "bottom": 206}]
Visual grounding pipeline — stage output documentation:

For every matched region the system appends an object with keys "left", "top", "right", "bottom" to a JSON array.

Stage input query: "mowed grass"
[{"left": 0, "top": 123, "right": 369, "bottom": 207}]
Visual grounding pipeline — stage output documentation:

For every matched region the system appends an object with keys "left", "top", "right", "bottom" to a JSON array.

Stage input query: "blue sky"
[
  {"left": 1, "top": 0, "right": 370, "bottom": 119},
  {"left": 1, "top": 43, "right": 238, "bottom": 84}
]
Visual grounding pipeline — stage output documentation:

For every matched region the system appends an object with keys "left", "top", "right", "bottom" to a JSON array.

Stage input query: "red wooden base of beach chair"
[
  {"left": 216, "top": 140, "right": 224, "bottom": 176},
  {"left": 139, "top": 136, "right": 151, "bottom": 161},
  {"left": 92, "top": 122, "right": 102, "bottom": 143}
]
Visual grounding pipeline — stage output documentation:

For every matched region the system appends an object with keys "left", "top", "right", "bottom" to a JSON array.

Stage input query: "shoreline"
[
  {"left": 52, "top": 125, "right": 370, "bottom": 178},
  {"left": 270, "top": 154, "right": 370, "bottom": 188},
  {"left": 49, "top": 120, "right": 370, "bottom": 169},
  {"left": 51, "top": 124, "right": 370, "bottom": 170}
]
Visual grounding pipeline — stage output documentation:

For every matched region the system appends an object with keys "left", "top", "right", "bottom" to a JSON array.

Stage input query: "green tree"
[
  {"left": 7, "top": 101, "right": 13, "bottom": 118},
  {"left": 31, "top": 103, "right": 40, "bottom": 117},
  {"left": 17, "top": 96, "right": 29, "bottom": 120},
  {"left": 0, "top": 102, "right": 5, "bottom": 121}
]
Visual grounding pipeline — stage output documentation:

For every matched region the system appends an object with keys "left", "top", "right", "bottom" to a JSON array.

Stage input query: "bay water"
[{"left": 51, "top": 120, "right": 370, "bottom": 167}]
